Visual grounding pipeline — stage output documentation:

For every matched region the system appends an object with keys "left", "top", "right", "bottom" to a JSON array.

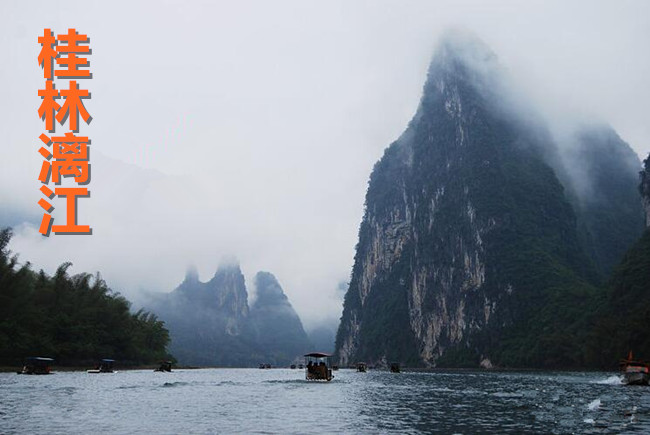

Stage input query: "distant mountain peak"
[
  {"left": 253, "top": 271, "right": 289, "bottom": 306},
  {"left": 426, "top": 29, "right": 499, "bottom": 87},
  {"left": 436, "top": 28, "right": 497, "bottom": 64},
  {"left": 214, "top": 258, "right": 241, "bottom": 275},
  {"left": 184, "top": 265, "right": 199, "bottom": 283}
]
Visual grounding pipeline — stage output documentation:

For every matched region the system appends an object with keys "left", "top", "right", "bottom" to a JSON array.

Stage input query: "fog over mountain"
[
  {"left": 148, "top": 264, "right": 311, "bottom": 366},
  {"left": 2, "top": 1, "right": 649, "bottom": 331}
]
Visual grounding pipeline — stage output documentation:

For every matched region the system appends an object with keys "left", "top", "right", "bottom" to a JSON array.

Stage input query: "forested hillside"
[{"left": 0, "top": 228, "right": 172, "bottom": 366}]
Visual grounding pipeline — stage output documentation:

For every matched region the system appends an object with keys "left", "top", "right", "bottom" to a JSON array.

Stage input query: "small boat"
[
  {"left": 621, "top": 352, "right": 650, "bottom": 385},
  {"left": 304, "top": 352, "right": 333, "bottom": 381},
  {"left": 154, "top": 361, "right": 173, "bottom": 372},
  {"left": 290, "top": 364, "right": 296, "bottom": 369},
  {"left": 356, "top": 362, "right": 367, "bottom": 373},
  {"left": 17, "top": 357, "right": 54, "bottom": 375},
  {"left": 298, "top": 364, "right": 304, "bottom": 369},
  {"left": 87, "top": 359, "right": 116, "bottom": 373},
  {"left": 390, "top": 363, "right": 401, "bottom": 373}
]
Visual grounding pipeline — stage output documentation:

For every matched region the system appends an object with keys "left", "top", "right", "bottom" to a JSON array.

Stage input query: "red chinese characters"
[{"left": 37, "top": 29, "right": 92, "bottom": 235}]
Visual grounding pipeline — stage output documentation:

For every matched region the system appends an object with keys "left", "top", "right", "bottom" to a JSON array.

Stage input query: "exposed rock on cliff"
[{"left": 642, "top": 155, "right": 650, "bottom": 227}]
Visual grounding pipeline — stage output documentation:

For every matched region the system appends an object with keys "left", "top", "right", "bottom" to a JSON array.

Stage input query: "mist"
[{"left": 1, "top": 0, "right": 648, "bottom": 329}]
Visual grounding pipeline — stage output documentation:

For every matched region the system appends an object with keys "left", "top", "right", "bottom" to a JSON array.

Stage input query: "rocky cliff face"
[
  {"left": 335, "top": 30, "right": 644, "bottom": 368},
  {"left": 151, "top": 265, "right": 309, "bottom": 366},
  {"left": 642, "top": 155, "right": 650, "bottom": 227}
]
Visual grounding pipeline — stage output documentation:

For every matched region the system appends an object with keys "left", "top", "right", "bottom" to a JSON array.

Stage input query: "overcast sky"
[{"left": 1, "top": 0, "right": 649, "bottom": 328}]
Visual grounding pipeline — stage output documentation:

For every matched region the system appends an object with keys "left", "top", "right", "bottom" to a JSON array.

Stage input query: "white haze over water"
[{"left": 1, "top": 0, "right": 649, "bottom": 329}]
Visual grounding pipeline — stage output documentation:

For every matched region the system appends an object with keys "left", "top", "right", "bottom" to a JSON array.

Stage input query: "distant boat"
[
  {"left": 304, "top": 352, "right": 333, "bottom": 381},
  {"left": 356, "top": 362, "right": 367, "bottom": 373},
  {"left": 154, "top": 361, "right": 173, "bottom": 372},
  {"left": 298, "top": 364, "right": 304, "bottom": 369},
  {"left": 390, "top": 363, "right": 401, "bottom": 373},
  {"left": 332, "top": 365, "right": 339, "bottom": 371},
  {"left": 87, "top": 359, "right": 116, "bottom": 374},
  {"left": 259, "top": 363, "right": 272, "bottom": 369},
  {"left": 290, "top": 364, "right": 296, "bottom": 369},
  {"left": 621, "top": 352, "right": 650, "bottom": 385},
  {"left": 17, "top": 357, "right": 54, "bottom": 375}
]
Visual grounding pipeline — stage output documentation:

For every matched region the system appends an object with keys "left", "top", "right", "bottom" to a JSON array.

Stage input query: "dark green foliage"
[
  {"left": 0, "top": 228, "right": 171, "bottom": 366},
  {"left": 586, "top": 230, "right": 650, "bottom": 368},
  {"left": 567, "top": 128, "right": 645, "bottom": 279}
]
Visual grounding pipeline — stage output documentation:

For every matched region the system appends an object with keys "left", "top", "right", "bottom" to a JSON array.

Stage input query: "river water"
[{"left": 0, "top": 368, "right": 647, "bottom": 434}]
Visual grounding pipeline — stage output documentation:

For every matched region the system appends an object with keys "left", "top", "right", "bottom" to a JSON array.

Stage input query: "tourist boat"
[
  {"left": 87, "top": 359, "right": 116, "bottom": 373},
  {"left": 17, "top": 357, "right": 54, "bottom": 375},
  {"left": 154, "top": 361, "right": 173, "bottom": 372},
  {"left": 390, "top": 362, "right": 401, "bottom": 373},
  {"left": 356, "top": 362, "right": 367, "bottom": 372},
  {"left": 304, "top": 352, "right": 333, "bottom": 381},
  {"left": 621, "top": 352, "right": 650, "bottom": 385}
]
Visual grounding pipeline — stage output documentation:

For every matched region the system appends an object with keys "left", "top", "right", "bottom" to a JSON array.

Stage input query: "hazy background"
[{"left": 1, "top": 0, "right": 649, "bottom": 329}]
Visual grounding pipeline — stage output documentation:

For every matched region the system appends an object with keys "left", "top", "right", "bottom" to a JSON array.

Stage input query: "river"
[{"left": 1, "top": 368, "right": 646, "bottom": 433}]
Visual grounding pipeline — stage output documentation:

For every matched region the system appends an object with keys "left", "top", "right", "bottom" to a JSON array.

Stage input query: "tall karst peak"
[{"left": 335, "top": 32, "right": 644, "bottom": 369}]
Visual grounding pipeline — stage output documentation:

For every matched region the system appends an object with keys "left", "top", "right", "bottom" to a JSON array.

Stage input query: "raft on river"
[
  {"left": 87, "top": 359, "right": 116, "bottom": 373},
  {"left": 17, "top": 357, "right": 54, "bottom": 375},
  {"left": 621, "top": 352, "right": 650, "bottom": 385},
  {"left": 304, "top": 352, "right": 333, "bottom": 381}
]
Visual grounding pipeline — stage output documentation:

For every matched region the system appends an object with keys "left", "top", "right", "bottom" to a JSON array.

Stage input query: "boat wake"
[
  {"left": 594, "top": 375, "right": 623, "bottom": 385},
  {"left": 162, "top": 381, "right": 189, "bottom": 388},
  {"left": 263, "top": 379, "right": 316, "bottom": 385},
  {"left": 587, "top": 398, "right": 601, "bottom": 411}
]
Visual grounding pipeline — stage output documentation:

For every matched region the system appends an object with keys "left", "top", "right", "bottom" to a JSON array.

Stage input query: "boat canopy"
[
  {"left": 26, "top": 357, "right": 54, "bottom": 362},
  {"left": 304, "top": 352, "right": 331, "bottom": 358}
]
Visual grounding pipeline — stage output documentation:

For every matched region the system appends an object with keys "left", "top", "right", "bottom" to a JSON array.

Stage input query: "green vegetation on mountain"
[
  {"left": 586, "top": 229, "right": 650, "bottom": 366},
  {"left": 0, "top": 228, "right": 172, "bottom": 366},
  {"left": 585, "top": 156, "right": 650, "bottom": 366}
]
